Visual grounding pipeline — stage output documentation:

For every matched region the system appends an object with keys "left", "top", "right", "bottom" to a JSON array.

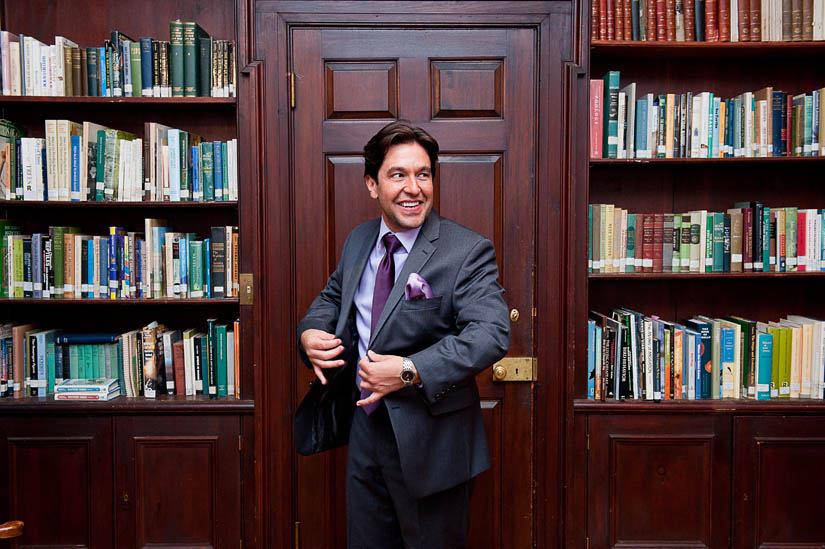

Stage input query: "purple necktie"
[{"left": 361, "top": 233, "right": 403, "bottom": 414}]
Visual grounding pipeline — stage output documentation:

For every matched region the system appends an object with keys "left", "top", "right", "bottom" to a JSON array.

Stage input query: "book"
[{"left": 55, "top": 377, "right": 119, "bottom": 392}]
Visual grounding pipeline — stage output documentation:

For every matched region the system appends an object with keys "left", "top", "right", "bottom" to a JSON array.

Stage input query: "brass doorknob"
[
  {"left": 510, "top": 308, "right": 520, "bottom": 322},
  {"left": 493, "top": 365, "right": 507, "bottom": 381}
]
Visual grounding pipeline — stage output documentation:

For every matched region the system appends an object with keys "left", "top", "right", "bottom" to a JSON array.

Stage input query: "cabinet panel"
[
  {"left": 588, "top": 415, "right": 730, "bottom": 548},
  {"left": 0, "top": 417, "right": 112, "bottom": 549},
  {"left": 115, "top": 416, "right": 241, "bottom": 549},
  {"left": 734, "top": 416, "right": 825, "bottom": 548}
]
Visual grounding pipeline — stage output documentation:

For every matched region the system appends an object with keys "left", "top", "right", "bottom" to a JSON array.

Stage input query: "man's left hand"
[{"left": 356, "top": 350, "right": 418, "bottom": 408}]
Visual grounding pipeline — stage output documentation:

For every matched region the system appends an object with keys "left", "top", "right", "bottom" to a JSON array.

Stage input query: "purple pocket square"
[{"left": 405, "top": 273, "right": 434, "bottom": 300}]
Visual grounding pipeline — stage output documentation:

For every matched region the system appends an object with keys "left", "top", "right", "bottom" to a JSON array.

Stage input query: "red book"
[
  {"left": 173, "top": 339, "right": 186, "bottom": 395},
  {"left": 592, "top": 0, "right": 601, "bottom": 40},
  {"left": 623, "top": 0, "right": 633, "bottom": 39},
  {"left": 647, "top": 0, "right": 658, "bottom": 39},
  {"left": 797, "top": 210, "right": 807, "bottom": 271},
  {"left": 590, "top": 80, "right": 604, "bottom": 158},
  {"left": 653, "top": 213, "right": 664, "bottom": 272},
  {"left": 615, "top": 0, "right": 625, "bottom": 40},
  {"left": 706, "top": 0, "right": 720, "bottom": 40},
  {"left": 738, "top": 0, "right": 751, "bottom": 40},
  {"left": 684, "top": 0, "right": 696, "bottom": 40},
  {"left": 666, "top": 0, "right": 676, "bottom": 40},
  {"left": 786, "top": 94, "right": 793, "bottom": 156},
  {"left": 656, "top": 0, "right": 668, "bottom": 39},
  {"left": 643, "top": 214, "right": 655, "bottom": 272},
  {"left": 718, "top": 0, "right": 731, "bottom": 40},
  {"left": 600, "top": 0, "right": 609, "bottom": 39},
  {"left": 750, "top": 0, "right": 762, "bottom": 41},
  {"left": 607, "top": 0, "right": 616, "bottom": 39}
]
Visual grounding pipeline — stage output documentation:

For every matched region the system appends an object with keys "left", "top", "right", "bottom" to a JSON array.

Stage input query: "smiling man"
[{"left": 297, "top": 121, "right": 510, "bottom": 548}]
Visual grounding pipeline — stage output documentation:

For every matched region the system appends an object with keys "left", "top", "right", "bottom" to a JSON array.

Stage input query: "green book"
[
  {"left": 199, "top": 36, "right": 213, "bottom": 97},
  {"left": 170, "top": 20, "right": 185, "bottom": 97},
  {"left": 785, "top": 206, "right": 798, "bottom": 271},
  {"left": 95, "top": 129, "right": 107, "bottom": 200},
  {"left": 180, "top": 131, "right": 190, "bottom": 200},
  {"left": 0, "top": 221, "right": 22, "bottom": 297},
  {"left": 712, "top": 212, "right": 725, "bottom": 272},
  {"left": 804, "top": 94, "right": 813, "bottom": 156},
  {"left": 680, "top": 213, "right": 691, "bottom": 271},
  {"left": 602, "top": 71, "right": 620, "bottom": 159},
  {"left": 705, "top": 213, "right": 714, "bottom": 272},
  {"left": 189, "top": 240, "right": 204, "bottom": 297},
  {"left": 183, "top": 22, "right": 210, "bottom": 97},
  {"left": 115, "top": 340, "right": 125, "bottom": 396},
  {"left": 129, "top": 40, "right": 142, "bottom": 97},
  {"left": 12, "top": 237, "right": 23, "bottom": 298},
  {"left": 725, "top": 316, "right": 756, "bottom": 398},
  {"left": 626, "top": 213, "right": 635, "bottom": 273},
  {"left": 47, "top": 342, "right": 56, "bottom": 394},
  {"left": 69, "top": 345, "right": 80, "bottom": 379},
  {"left": 779, "top": 326, "right": 792, "bottom": 398},
  {"left": 216, "top": 323, "right": 227, "bottom": 396},
  {"left": 200, "top": 142, "right": 214, "bottom": 200},
  {"left": 768, "top": 326, "right": 781, "bottom": 398},
  {"left": 84, "top": 344, "right": 95, "bottom": 379}
]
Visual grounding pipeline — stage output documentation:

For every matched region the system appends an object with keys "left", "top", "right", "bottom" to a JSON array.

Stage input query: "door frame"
[{"left": 251, "top": 2, "right": 577, "bottom": 547}]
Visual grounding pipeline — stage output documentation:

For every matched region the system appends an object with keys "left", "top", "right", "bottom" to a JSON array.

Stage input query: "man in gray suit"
[{"left": 298, "top": 121, "right": 509, "bottom": 548}]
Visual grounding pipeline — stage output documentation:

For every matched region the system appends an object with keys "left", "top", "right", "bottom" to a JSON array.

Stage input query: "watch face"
[{"left": 401, "top": 369, "right": 415, "bottom": 382}]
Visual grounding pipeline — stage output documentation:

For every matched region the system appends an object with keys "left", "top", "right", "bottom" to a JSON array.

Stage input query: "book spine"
[
  {"left": 170, "top": 21, "right": 184, "bottom": 96},
  {"left": 140, "top": 38, "right": 153, "bottom": 96},
  {"left": 719, "top": 0, "right": 731, "bottom": 39},
  {"left": 130, "top": 40, "right": 142, "bottom": 98},
  {"left": 750, "top": 0, "right": 762, "bottom": 40}
]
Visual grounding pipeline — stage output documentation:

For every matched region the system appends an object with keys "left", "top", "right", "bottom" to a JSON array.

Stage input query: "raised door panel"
[
  {"left": 734, "top": 416, "right": 825, "bottom": 548},
  {"left": 588, "top": 415, "right": 731, "bottom": 549},
  {"left": 0, "top": 417, "right": 112, "bottom": 549},
  {"left": 115, "top": 416, "right": 241, "bottom": 549}
]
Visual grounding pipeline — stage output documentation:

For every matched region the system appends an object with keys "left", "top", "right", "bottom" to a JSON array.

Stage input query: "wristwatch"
[{"left": 400, "top": 357, "right": 416, "bottom": 386}]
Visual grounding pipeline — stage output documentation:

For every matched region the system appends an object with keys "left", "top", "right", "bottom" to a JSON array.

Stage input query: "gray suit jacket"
[{"left": 297, "top": 211, "right": 509, "bottom": 498}]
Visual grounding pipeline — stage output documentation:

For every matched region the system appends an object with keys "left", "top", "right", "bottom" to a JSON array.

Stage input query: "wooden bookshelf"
[
  {"left": 0, "top": 1, "right": 256, "bottom": 547},
  {"left": 573, "top": 6, "right": 825, "bottom": 549}
]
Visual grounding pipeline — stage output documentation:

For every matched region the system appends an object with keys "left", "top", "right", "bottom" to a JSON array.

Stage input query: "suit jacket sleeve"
[
  {"left": 410, "top": 237, "right": 510, "bottom": 406},
  {"left": 296, "top": 241, "right": 346, "bottom": 369}
]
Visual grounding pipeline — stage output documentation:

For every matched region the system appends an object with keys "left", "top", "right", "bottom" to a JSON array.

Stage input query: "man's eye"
[{"left": 391, "top": 173, "right": 404, "bottom": 179}]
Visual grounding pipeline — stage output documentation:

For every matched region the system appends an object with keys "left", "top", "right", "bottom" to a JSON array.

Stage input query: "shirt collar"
[{"left": 377, "top": 217, "right": 421, "bottom": 254}]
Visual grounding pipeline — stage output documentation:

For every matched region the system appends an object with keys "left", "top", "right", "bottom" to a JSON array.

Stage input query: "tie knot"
[{"left": 382, "top": 233, "right": 403, "bottom": 255}]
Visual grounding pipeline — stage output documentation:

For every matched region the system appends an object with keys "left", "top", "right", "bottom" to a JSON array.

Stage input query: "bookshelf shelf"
[
  {"left": 0, "top": 96, "right": 236, "bottom": 106},
  {"left": 590, "top": 156, "right": 825, "bottom": 165},
  {"left": 0, "top": 298, "right": 240, "bottom": 305},
  {"left": 0, "top": 200, "right": 239, "bottom": 208},
  {"left": 591, "top": 39, "right": 825, "bottom": 59},
  {"left": 573, "top": 398, "right": 825, "bottom": 414},
  {"left": 0, "top": 394, "right": 254, "bottom": 414},
  {"left": 589, "top": 272, "right": 825, "bottom": 280}
]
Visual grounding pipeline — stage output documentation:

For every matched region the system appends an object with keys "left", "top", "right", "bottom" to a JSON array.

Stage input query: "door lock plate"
[{"left": 492, "top": 357, "right": 535, "bottom": 382}]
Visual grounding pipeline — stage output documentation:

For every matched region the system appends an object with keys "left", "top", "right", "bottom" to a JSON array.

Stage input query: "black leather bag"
[{"left": 294, "top": 361, "right": 359, "bottom": 456}]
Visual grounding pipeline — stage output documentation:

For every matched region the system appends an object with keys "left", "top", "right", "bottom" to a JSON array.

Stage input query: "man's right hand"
[{"left": 300, "top": 329, "right": 346, "bottom": 385}]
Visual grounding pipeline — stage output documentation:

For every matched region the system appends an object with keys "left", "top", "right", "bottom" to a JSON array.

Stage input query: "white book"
[
  {"left": 56, "top": 120, "right": 82, "bottom": 201},
  {"left": 758, "top": 99, "right": 768, "bottom": 157},
  {"left": 183, "top": 329, "right": 196, "bottom": 395},
  {"left": 9, "top": 41, "right": 21, "bottom": 96},
  {"left": 20, "top": 137, "right": 37, "bottom": 200},
  {"left": 0, "top": 32, "right": 19, "bottom": 95},
  {"left": 118, "top": 139, "right": 129, "bottom": 202},
  {"left": 134, "top": 138, "right": 144, "bottom": 202},
  {"left": 168, "top": 129, "right": 181, "bottom": 201},
  {"left": 44, "top": 120, "right": 58, "bottom": 200},
  {"left": 697, "top": 93, "right": 709, "bottom": 158},
  {"left": 731, "top": 0, "right": 739, "bottom": 41},
  {"left": 743, "top": 92, "right": 754, "bottom": 157},
  {"left": 228, "top": 139, "right": 238, "bottom": 201},
  {"left": 617, "top": 92, "right": 626, "bottom": 159},
  {"left": 647, "top": 96, "right": 657, "bottom": 159}
]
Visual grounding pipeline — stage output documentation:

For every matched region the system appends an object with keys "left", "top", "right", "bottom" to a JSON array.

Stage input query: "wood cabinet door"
[
  {"left": 279, "top": 24, "right": 537, "bottom": 549},
  {"left": 587, "top": 414, "right": 732, "bottom": 549},
  {"left": 0, "top": 416, "right": 113, "bottom": 549},
  {"left": 114, "top": 415, "right": 241, "bottom": 549},
  {"left": 734, "top": 415, "right": 825, "bottom": 548}
]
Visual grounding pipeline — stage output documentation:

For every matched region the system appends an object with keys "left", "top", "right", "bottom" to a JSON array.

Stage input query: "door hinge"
[
  {"left": 238, "top": 434, "right": 242, "bottom": 452},
  {"left": 586, "top": 433, "right": 590, "bottom": 451},
  {"left": 288, "top": 71, "right": 296, "bottom": 109},
  {"left": 294, "top": 521, "right": 300, "bottom": 549},
  {"left": 586, "top": 536, "right": 590, "bottom": 549}
]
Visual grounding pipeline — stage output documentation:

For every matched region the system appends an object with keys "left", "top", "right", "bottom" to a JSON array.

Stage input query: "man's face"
[{"left": 365, "top": 142, "right": 434, "bottom": 233}]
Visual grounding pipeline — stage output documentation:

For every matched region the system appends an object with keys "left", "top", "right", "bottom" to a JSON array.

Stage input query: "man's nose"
[{"left": 404, "top": 177, "right": 420, "bottom": 194}]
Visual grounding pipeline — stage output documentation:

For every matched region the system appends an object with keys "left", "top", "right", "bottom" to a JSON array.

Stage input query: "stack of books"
[{"left": 54, "top": 377, "right": 121, "bottom": 401}]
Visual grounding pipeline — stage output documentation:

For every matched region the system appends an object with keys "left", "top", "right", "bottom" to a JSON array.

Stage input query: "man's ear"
[{"left": 365, "top": 175, "right": 379, "bottom": 199}]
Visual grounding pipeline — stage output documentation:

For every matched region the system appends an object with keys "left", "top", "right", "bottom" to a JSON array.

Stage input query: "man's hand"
[
  {"left": 300, "top": 329, "right": 346, "bottom": 385},
  {"left": 356, "top": 350, "right": 418, "bottom": 408}
]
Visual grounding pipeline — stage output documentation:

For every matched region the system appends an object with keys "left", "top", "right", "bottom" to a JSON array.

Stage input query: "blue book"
[
  {"left": 108, "top": 227, "right": 123, "bottom": 299},
  {"left": 99, "top": 238, "right": 109, "bottom": 297},
  {"left": 684, "top": 319, "right": 713, "bottom": 399},
  {"left": 87, "top": 239, "right": 95, "bottom": 298},
  {"left": 635, "top": 99, "right": 648, "bottom": 159},
  {"left": 587, "top": 319, "right": 596, "bottom": 398},
  {"left": 213, "top": 141, "right": 224, "bottom": 200},
  {"left": 121, "top": 42, "right": 132, "bottom": 97},
  {"left": 203, "top": 238, "right": 211, "bottom": 298},
  {"left": 191, "top": 146, "right": 200, "bottom": 201},
  {"left": 693, "top": 329, "right": 702, "bottom": 399},
  {"left": 55, "top": 333, "right": 121, "bottom": 345},
  {"left": 721, "top": 327, "right": 735, "bottom": 398},
  {"left": 70, "top": 135, "right": 81, "bottom": 201},
  {"left": 99, "top": 47, "right": 108, "bottom": 97},
  {"left": 772, "top": 91, "right": 785, "bottom": 156},
  {"left": 135, "top": 239, "right": 143, "bottom": 298},
  {"left": 756, "top": 333, "right": 773, "bottom": 400},
  {"left": 140, "top": 38, "right": 153, "bottom": 96}
]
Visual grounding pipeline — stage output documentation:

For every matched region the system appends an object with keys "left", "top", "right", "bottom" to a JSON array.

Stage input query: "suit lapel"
[
  {"left": 339, "top": 220, "right": 379, "bottom": 326},
  {"left": 370, "top": 213, "right": 441, "bottom": 346}
]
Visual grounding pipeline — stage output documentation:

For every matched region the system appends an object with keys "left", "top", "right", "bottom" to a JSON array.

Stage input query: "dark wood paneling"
[
  {"left": 734, "top": 416, "right": 825, "bottom": 548},
  {"left": 431, "top": 61, "right": 503, "bottom": 119},
  {"left": 325, "top": 62, "right": 397, "bottom": 120},
  {"left": 0, "top": 417, "right": 112, "bottom": 549},
  {"left": 588, "top": 414, "right": 731, "bottom": 549},
  {"left": 115, "top": 415, "right": 241, "bottom": 549},
  {"left": 468, "top": 399, "right": 503, "bottom": 549}
]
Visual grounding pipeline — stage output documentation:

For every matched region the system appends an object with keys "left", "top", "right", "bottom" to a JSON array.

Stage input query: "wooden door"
[{"left": 289, "top": 27, "right": 536, "bottom": 548}]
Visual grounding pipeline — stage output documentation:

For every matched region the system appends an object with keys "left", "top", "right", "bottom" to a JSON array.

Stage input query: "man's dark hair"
[{"left": 363, "top": 121, "right": 439, "bottom": 181}]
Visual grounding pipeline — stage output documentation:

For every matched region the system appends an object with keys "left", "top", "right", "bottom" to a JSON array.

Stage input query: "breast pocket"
[{"left": 400, "top": 296, "right": 442, "bottom": 311}]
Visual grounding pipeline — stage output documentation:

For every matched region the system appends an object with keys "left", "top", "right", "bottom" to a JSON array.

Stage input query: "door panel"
[{"left": 290, "top": 26, "right": 536, "bottom": 548}]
